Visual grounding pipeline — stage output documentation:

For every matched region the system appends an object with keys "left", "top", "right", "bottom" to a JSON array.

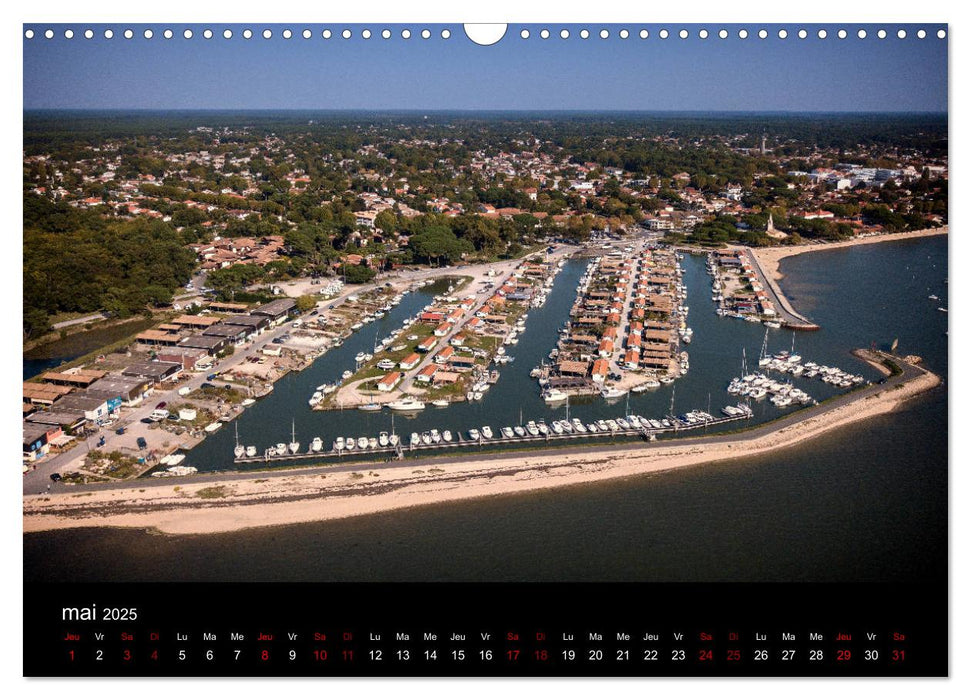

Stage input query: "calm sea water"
[{"left": 23, "top": 237, "right": 947, "bottom": 583}]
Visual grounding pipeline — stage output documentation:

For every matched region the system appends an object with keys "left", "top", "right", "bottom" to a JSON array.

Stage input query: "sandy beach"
[
  {"left": 23, "top": 362, "right": 940, "bottom": 536},
  {"left": 750, "top": 227, "right": 947, "bottom": 282}
]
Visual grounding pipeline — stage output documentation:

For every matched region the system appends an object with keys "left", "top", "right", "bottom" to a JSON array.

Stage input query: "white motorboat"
[
  {"left": 388, "top": 398, "right": 426, "bottom": 411},
  {"left": 442, "top": 430, "right": 453, "bottom": 442},
  {"left": 357, "top": 437, "right": 368, "bottom": 449},
  {"left": 601, "top": 386, "right": 627, "bottom": 400},
  {"left": 481, "top": 426, "right": 493, "bottom": 439},
  {"left": 378, "top": 432, "right": 389, "bottom": 447},
  {"left": 310, "top": 437, "right": 323, "bottom": 452},
  {"left": 468, "top": 428, "right": 480, "bottom": 441},
  {"left": 543, "top": 388, "right": 569, "bottom": 404},
  {"left": 245, "top": 445, "right": 257, "bottom": 458}
]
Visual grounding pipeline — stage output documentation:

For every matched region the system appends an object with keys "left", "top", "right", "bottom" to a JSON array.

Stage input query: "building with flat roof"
[
  {"left": 251, "top": 298, "right": 296, "bottom": 323},
  {"left": 26, "top": 410, "right": 87, "bottom": 433},
  {"left": 88, "top": 375, "right": 152, "bottom": 401},
  {"left": 122, "top": 361, "right": 183, "bottom": 385},
  {"left": 179, "top": 334, "right": 230, "bottom": 355},
  {"left": 202, "top": 323, "right": 249, "bottom": 343}
]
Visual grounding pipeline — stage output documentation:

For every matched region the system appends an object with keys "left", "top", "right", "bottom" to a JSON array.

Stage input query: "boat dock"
[{"left": 231, "top": 409, "right": 753, "bottom": 465}]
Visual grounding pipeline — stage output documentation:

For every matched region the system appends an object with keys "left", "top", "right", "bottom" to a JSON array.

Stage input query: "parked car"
[
  {"left": 155, "top": 401, "right": 167, "bottom": 409},
  {"left": 200, "top": 382, "right": 215, "bottom": 390},
  {"left": 115, "top": 427, "right": 126, "bottom": 435},
  {"left": 136, "top": 437, "right": 147, "bottom": 450},
  {"left": 50, "top": 473, "right": 61, "bottom": 482}
]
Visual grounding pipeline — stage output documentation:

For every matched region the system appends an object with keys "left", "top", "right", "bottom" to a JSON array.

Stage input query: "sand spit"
[{"left": 23, "top": 366, "right": 940, "bottom": 536}]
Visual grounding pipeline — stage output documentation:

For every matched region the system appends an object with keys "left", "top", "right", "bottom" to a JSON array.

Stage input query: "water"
[
  {"left": 184, "top": 251, "right": 887, "bottom": 470},
  {"left": 23, "top": 237, "right": 947, "bottom": 583},
  {"left": 23, "top": 317, "right": 157, "bottom": 380}
]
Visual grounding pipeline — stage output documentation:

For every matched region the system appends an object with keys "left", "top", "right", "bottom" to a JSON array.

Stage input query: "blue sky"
[{"left": 23, "top": 24, "right": 948, "bottom": 112}]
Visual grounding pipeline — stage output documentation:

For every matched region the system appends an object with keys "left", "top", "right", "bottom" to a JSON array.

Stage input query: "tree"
[
  {"left": 374, "top": 209, "right": 398, "bottom": 236},
  {"left": 23, "top": 307, "right": 50, "bottom": 340},
  {"left": 295, "top": 295, "right": 317, "bottom": 313}
]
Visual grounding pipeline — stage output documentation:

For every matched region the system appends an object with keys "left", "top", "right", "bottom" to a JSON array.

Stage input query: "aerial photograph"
[{"left": 22, "top": 25, "right": 947, "bottom": 587}]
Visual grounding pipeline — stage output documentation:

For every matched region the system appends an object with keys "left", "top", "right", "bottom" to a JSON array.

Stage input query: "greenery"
[{"left": 24, "top": 196, "right": 195, "bottom": 337}]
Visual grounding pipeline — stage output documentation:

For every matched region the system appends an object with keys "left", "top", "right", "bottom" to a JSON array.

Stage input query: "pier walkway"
[{"left": 739, "top": 246, "right": 820, "bottom": 330}]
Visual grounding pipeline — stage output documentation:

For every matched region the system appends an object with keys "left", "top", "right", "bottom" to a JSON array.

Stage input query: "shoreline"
[
  {"left": 23, "top": 361, "right": 940, "bottom": 536},
  {"left": 750, "top": 227, "right": 947, "bottom": 283}
]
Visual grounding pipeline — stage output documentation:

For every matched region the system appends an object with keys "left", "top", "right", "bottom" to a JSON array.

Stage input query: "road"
[{"left": 51, "top": 313, "right": 107, "bottom": 330}]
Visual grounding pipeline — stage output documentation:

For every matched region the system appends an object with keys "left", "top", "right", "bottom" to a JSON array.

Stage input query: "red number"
[
  {"left": 726, "top": 649, "right": 741, "bottom": 661},
  {"left": 261, "top": 649, "right": 269, "bottom": 661},
  {"left": 507, "top": 649, "right": 520, "bottom": 661},
  {"left": 68, "top": 650, "right": 74, "bottom": 662},
  {"left": 534, "top": 649, "right": 548, "bottom": 661},
  {"left": 313, "top": 649, "right": 328, "bottom": 661},
  {"left": 122, "top": 649, "right": 131, "bottom": 662},
  {"left": 837, "top": 649, "right": 851, "bottom": 661},
  {"left": 892, "top": 649, "right": 906, "bottom": 662},
  {"left": 150, "top": 650, "right": 158, "bottom": 661}
]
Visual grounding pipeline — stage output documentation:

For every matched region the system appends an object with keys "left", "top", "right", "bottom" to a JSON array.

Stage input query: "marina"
[
  {"left": 180, "top": 246, "right": 892, "bottom": 475},
  {"left": 231, "top": 405, "right": 753, "bottom": 464}
]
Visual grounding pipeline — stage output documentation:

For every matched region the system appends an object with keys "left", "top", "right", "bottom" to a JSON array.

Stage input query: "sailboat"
[
  {"left": 758, "top": 328, "right": 771, "bottom": 367},
  {"left": 234, "top": 423, "right": 245, "bottom": 459},
  {"left": 288, "top": 419, "right": 300, "bottom": 454}
]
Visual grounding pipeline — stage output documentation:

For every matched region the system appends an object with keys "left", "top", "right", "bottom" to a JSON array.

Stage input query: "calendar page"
[{"left": 21, "top": 17, "right": 949, "bottom": 679}]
